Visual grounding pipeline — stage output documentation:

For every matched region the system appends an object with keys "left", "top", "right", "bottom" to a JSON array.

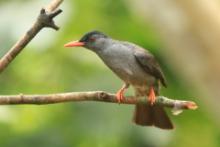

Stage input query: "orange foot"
[
  {"left": 116, "top": 89, "right": 125, "bottom": 103},
  {"left": 116, "top": 84, "right": 129, "bottom": 104},
  {"left": 148, "top": 87, "right": 156, "bottom": 105}
]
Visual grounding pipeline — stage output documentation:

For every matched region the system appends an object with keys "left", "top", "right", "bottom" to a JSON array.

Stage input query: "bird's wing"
[{"left": 133, "top": 47, "right": 167, "bottom": 87}]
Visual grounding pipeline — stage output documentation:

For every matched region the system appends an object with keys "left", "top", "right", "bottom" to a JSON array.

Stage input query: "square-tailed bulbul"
[{"left": 64, "top": 31, "right": 173, "bottom": 129}]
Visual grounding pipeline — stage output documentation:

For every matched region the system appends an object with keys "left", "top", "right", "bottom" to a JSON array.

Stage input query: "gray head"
[{"left": 64, "top": 30, "right": 110, "bottom": 51}]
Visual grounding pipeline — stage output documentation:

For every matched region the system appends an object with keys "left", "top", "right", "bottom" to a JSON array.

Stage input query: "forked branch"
[{"left": 0, "top": 0, "right": 63, "bottom": 73}]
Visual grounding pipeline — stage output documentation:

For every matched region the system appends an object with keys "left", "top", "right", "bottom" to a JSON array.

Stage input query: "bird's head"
[{"left": 64, "top": 30, "right": 109, "bottom": 51}]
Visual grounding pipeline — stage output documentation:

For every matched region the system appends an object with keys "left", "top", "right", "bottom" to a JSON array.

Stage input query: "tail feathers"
[
  {"left": 133, "top": 104, "right": 174, "bottom": 129},
  {"left": 133, "top": 104, "right": 153, "bottom": 126}
]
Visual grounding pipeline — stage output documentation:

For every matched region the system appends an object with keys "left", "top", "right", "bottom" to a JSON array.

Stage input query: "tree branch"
[
  {"left": 0, "top": 0, "right": 198, "bottom": 116},
  {"left": 0, "top": 91, "right": 198, "bottom": 113},
  {"left": 0, "top": 0, "right": 63, "bottom": 73}
]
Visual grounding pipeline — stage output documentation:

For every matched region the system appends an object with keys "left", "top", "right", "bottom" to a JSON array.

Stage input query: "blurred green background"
[{"left": 0, "top": 0, "right": 219, "bottom": 147}]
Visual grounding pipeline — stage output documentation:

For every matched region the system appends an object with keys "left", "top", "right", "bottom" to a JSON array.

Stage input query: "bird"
[{"left": 64, "top": 30, "right": 173, "bottom": 129}]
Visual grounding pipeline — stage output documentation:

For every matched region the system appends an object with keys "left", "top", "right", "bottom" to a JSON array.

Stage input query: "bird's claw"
[
  {"left": 116, "top": 89, "right": 125, "bottom": 104},
  {"left": 148, "top": 87, "right": 156, "bottom": 105},
  {"left": 115, "top": 84, "right": 129, "bottom": 104}
]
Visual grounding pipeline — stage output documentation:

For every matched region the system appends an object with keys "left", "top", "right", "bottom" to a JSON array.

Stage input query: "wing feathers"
[{"left": 134, "top": 49, "right": 167, "bottom": 87}]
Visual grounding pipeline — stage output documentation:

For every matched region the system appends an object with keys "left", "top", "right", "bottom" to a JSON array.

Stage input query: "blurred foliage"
[{"left": 0, "top": 0, "right": 219, "bottom": 147}]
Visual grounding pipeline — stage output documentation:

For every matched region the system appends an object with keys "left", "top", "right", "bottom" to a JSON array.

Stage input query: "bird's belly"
[{"left": 99, "top": 52, "right": 155, "bottom": 86}]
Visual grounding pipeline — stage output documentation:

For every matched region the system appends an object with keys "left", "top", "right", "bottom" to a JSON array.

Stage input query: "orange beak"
[{"left": 64, "top": 41, "right": 85, "bottom": 47}]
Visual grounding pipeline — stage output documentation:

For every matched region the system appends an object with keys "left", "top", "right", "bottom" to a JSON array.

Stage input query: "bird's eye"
[{"left": 89, "top": 37, "right": 96, "bottom": 42}]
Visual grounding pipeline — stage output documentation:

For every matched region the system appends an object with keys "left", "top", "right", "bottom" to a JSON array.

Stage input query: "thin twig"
[
  {"left": 0, "top": 91, "right": 198, "bottom": 110},
  {"left": 0, "top": 0, "right": 63, "bottom": 73}
]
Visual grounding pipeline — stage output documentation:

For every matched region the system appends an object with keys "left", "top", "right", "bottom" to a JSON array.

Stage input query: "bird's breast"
[{"left": 97, "top": 45, "right": 155, "bottom": 86}]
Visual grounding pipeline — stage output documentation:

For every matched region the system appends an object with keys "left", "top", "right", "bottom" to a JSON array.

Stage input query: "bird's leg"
[
  {"left": 148, "top": 86, "right": 156, "bottom": 105},
  {"left": 116, "top": 83, "right": 129, "bottom": 103}
]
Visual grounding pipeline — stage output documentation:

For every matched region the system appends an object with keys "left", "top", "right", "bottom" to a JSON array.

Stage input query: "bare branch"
[
  {"left": 0, "top": 91, "right": 198, "bottom": 112},
  {"left": 0, "top": 0, "right": 63, "bottom": 73},
  {"left": 0, "top": 0, "right": 198, "bottom": 116}
]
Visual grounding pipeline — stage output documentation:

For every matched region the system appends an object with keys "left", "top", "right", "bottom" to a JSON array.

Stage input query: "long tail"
[{"left": 133, "top": 104, "right": 173, "bottom": 129}]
